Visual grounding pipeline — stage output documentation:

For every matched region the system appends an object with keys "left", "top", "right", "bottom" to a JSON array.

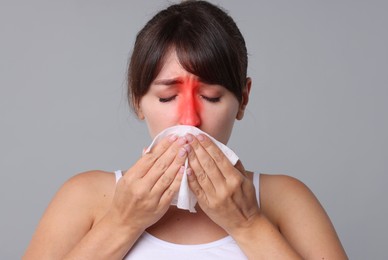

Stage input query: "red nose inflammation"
[{"left": 178, "top": 78, "right": 202, "bottom": 126}]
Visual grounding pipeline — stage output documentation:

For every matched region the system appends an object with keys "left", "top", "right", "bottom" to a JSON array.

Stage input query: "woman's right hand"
[{"left": 105, "top": 135, "right": 189, "bottom": 233}]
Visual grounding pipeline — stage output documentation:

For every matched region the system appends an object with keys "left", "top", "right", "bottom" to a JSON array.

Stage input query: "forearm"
[
  {"left": 231, "top": 214, "right": 302, "bottom": 260},
  {"left": 63, "top": 215, "right": 143, "bottom": 260}
]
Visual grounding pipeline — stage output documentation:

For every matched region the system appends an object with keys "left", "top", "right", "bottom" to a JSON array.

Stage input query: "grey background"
[{"left": 1, "top": 0, "right": 387, "bottom": 259}]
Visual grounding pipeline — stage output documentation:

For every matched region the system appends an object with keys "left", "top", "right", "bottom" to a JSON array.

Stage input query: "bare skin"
[
  {"left": 24, "top": 49, "right": 347, "bottom": 259},
  {"left": 23, "top": 166, "right": 347, "bottom": 259}
]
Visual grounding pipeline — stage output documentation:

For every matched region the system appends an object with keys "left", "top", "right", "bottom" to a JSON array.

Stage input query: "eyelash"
[
  {"left": 202, "top": 96, "right": 221, "bottom": 103},
  {"left": 159, "top": 96, "right": 221, "bottom": 103},
  {"left": 159, "top": 96, "right": 177, "bottom": 103}
]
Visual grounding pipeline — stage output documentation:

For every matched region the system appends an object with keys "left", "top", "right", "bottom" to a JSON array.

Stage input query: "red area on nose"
[{"left": 178, "top": 78, "right": 201, "bottom": 126}]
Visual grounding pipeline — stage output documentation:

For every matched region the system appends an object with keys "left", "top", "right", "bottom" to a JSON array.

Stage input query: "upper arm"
[
  {"left": 23, "top": 170, "right": 115, "bottom": 259},
  {"left": 260, "top": 174, "right": 348, "bottom": 259}
]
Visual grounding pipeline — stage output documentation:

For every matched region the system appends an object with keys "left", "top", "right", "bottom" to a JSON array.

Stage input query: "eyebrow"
[
  {"left": 153, "top": 78, "right": 184, "bottom": 86},
  {"left": 152, "top": 77, "right": 218, "bottom": 90}
]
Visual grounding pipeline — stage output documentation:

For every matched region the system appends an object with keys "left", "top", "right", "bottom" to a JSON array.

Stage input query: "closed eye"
[
  {"left": 159, "top": 95, "right": 177, "bottom": 103},
  {"left": 202, "top": 96, "right": 221, "bottom": 103}
]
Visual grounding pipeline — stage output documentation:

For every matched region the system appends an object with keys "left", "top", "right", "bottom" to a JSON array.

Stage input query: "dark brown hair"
[{"left": 127, "top": 0, "right": 248, "bottom": 111}]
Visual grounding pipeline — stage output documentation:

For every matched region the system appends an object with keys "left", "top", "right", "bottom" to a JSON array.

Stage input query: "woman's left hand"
[{"left": 185, "top": 133, "right": 260, "bottom": 235}]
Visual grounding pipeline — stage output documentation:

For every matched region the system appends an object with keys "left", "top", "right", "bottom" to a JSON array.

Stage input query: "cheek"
[
  {"left": 201, "top": 100, "right": 239, "bottom": 143},
  {"left": 207, "top": 99, "right": 239, "bottom": 121},
  {"left": 142, "top": 105, "right": 176, "bottom": 138}
]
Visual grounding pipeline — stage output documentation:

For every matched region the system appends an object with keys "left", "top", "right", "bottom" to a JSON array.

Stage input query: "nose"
[{"left": 179, "top": 96, "right": 201, "bottom": 127}]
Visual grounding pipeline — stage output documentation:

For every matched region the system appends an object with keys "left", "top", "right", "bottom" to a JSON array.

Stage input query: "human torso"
[
  {"left": 112, "top": 170, "right": 260, "bottom": 259},
  {"left": 91, "top": 170, "right": 260, "bottom": 259}
]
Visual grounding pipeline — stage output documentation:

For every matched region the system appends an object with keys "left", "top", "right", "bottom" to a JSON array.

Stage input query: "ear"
[
  {"left": 236, "top": 77, "right": 251, "bottom": 120},
  {"left": 135, "top": 101, "right": 145, "bottom": 120}
]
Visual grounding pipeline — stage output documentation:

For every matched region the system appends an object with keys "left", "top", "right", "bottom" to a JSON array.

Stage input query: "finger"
[
  {"left": 159, "top": 165, "right": 185, "bottom": 207},
  {"left": 144, "top": 134, "right": 180, "bottom": 159},
  {"left": 239, "top": 177, "right": 260, "bottom": 214},
  {"left": 145, "top": 137, "right": 188, "bottom": 184},
  {"left": 135, "top": 135, "right": 186, "bottom": 179},
  {"left": 187, "top": 167, "right": 207, "bottom": 203},
  {"left": 124, "top": 135, "right": 180, "bottom": 179},
  {"left": 233, "top": 162, "right": 253, "bottom": 208},
  {"left": 195, "top": 134, "right": 233, "bottom": 173},
  {"left": 186, "top": 137, "right": 217, "bottom": 196},
  {"left": 150, "top": 143, "right": 189, "bottom": 195},
  {"left": 187, "top": 134, "right": 226, "bottom": 186},
  {"left": 195, "top": 134, "right": 243, "bottom": 180},
  {"left": 235, "top": 160, "right": 248, "bottom": 177}
]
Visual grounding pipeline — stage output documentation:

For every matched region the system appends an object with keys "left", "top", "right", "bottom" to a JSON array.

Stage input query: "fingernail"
[
  {"left": 179, "top": 148, "right": 186, "bottom": 157},
  {"left": 178, "top": 136, "right": 187, "bottom": 145},
  {"left": 179, "top": 166, "right": 185, "bottom": 174},
  {"left": 186, "top": 168, "right": 192, "bottom": 176},
  {"left": 169, "top": 134, "right": 177, "bottom": 142},
  {"left": 185, "top": 134, "right": 193, "bottom": 143},
  {"left": 197, "top": 134, "right": 205, "bottom": 142}
]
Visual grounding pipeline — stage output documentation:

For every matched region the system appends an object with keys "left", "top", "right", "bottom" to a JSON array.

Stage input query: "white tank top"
[{"left": 114, "top": 170, "right": 260, "bottom": 260}]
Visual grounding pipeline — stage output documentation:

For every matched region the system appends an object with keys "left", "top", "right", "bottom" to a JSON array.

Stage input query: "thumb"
[{"left": 235, "top": 160, "right": 247, "bottom": 176}]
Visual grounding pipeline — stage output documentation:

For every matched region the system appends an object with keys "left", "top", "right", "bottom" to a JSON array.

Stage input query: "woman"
[{"left": 24, "top": 1, "right": 347, "bottom": 259}]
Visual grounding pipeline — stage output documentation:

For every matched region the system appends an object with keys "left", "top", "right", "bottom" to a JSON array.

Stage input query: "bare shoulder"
[
  {"left": 259, "top": 174, "right": 348, "bottom": 259},
  {"left": 62, "top": 170, "right": 116, "bottom": 196},
  {"left": 260, "top": 173, "right": 308, "bottom": 194},
  {"left": 65, "top": 169, "right": 115, "bottom": 185},
  {"left": 259, "top": 173, "right": 329, "bottom": 227},
  {"left": 259, "top": 174, "right": 311, "bottom": 224},
  {"left": 260, "top": 174, "right": 313, "bottom": 206},
  {"left": 59, "top": 170, "right": 118, "bottom": 221},
  {"left": 23, "top": 170, "right": 117, "bottom": 259}
]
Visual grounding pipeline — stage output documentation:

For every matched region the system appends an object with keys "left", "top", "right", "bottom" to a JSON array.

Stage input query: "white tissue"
[{"left": 144, "top": 125, "right": 239, "bottom": 213}]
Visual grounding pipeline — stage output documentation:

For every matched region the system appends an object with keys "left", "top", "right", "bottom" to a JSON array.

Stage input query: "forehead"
[{"left": 155, "top": 48, "right": 189, "bottom": 80}]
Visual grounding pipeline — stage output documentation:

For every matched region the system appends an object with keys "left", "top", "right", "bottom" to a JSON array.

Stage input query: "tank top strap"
[
  {"left": 253, "top": 173, "right": 261, "bottom": 207},
  {"left": 114, "top": 170, "right": 123, "bottom": 183}
]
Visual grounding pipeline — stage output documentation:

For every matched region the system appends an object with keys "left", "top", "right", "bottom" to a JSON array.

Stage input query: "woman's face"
[{"left": 137, "top": 49, "right": 249, "bottom": 144}]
